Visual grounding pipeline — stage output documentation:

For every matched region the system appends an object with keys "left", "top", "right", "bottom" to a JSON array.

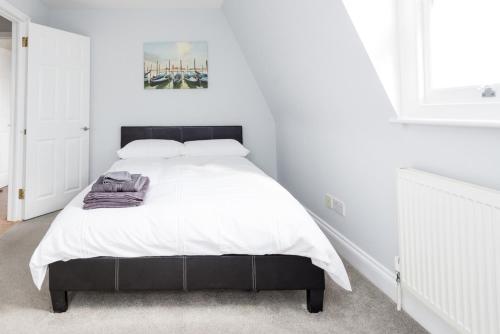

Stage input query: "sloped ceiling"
[
  {"left": 222, "top": 0, "right": 392, "bottom": 123},
  {"left": 222, "top": 0, "right": 400, "bottom": 271},
  {"left": 341, "top": 0, "right": 400, "bottom": 112}
]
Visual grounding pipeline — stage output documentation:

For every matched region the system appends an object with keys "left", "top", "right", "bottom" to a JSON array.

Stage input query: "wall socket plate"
[{"left": 325, "top": 193, "right": 346, "bottom": 217}]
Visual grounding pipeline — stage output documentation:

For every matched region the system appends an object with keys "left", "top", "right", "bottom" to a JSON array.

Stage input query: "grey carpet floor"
[{"left": 0, "top": 212, "right": 427, "bottom": 334}]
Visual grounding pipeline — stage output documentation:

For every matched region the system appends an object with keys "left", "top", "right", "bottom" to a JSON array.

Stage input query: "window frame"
[{"left": 396, "top": 0, "right": 500, "bottom": 127}]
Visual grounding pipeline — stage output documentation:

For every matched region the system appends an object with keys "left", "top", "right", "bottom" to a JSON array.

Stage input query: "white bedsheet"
[{"left": 30, "top": 156, "right": 351, "bottom": 291}]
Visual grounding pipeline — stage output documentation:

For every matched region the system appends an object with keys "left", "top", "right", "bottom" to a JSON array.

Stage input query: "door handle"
[{"left": 81, "top": 126, "right": 90, "bottom": 131}]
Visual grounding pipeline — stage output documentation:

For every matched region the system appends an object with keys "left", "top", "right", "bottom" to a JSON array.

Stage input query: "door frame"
[{"left": 0, "top": 0, "right": 29, "bottom": 221}]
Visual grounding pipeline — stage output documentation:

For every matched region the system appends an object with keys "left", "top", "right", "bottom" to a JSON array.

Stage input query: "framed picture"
[{"left": 144, "top": 41, "right": 208, "bottom": 89}]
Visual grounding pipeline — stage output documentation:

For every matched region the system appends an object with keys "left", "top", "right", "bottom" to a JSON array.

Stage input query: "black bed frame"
[{"left": 48, "top": 126, "right": 325, "bottom": 313}]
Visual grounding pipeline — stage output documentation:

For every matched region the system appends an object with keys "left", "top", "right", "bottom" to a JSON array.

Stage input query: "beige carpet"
[{"left": 0, "top": 212, "right": 427, "bottom": 334}]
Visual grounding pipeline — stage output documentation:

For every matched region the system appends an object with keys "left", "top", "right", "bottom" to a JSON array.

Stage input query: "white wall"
[
  {"left": 48, "top": 9, "right": 277, "bottom": 179},
  {"left": 7, "top": 0, "right": 48, "bottom": 23},
  {"left": 223, "top": 0, "right": 500, "bottom": 274}
]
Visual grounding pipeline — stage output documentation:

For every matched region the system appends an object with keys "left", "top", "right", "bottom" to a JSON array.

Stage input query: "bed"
[{"left": 30, "top": 126, "right": 350, "bottom": 313}]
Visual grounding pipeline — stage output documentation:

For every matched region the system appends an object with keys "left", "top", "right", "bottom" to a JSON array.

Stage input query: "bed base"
[{"left": 49, "top": 255, "right": 325, "bottom": 313}]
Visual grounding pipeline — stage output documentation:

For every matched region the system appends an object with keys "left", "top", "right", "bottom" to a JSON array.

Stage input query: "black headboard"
[{"left": 121, "top": 126, "right": 243, "bottom": 148}]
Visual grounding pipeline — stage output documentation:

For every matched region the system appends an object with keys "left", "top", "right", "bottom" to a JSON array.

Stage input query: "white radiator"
[{"left": 397, "top": 168, "right": 500, "bottom": 334}]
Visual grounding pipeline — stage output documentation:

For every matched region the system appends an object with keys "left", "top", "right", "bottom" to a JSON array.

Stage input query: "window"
[
  {"left": 425, "top": 0, "right": 500, "bottom": 103},
  {"left": 398, "top": 0, "right": 500, "bottom": 126}
]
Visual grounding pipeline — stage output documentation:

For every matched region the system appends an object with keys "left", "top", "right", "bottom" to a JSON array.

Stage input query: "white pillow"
[
  {"left": 117, "top": 139, "right": 184, "bottom": 159},
  {"left": 183, "top": 139, "right": 250, "bottom": 157}
]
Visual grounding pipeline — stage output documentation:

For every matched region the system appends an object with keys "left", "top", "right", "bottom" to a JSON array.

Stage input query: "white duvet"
[{"left": 30, "top": 156, "right": 351, "bottom": 291}]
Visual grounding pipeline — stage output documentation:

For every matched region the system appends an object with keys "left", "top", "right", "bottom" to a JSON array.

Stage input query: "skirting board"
[
  {"left": 307, "top": 209, "right": 458, "bottom": 334},
  {"left": 306, "top": 209, "right": 396, "bottom": 301}
]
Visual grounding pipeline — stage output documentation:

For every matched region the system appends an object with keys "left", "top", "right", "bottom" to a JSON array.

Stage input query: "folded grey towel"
[
  {"left": 91, "top": 174, "right": 147, "bottom": 192},
  {"left": 84, "top": 192, "right": 146, "bottom": 202},
  {"left": 103, "top": 171, "right": 132, "bottom": 184},
  {"left": 83, "top": 177, "right": 150, "bottom": 210},
  {"left": 83, "top": 201, "right": 143, "bottom": 210},
  {"left": 85, "top": 178, "right": 149, "bottom": 202}
]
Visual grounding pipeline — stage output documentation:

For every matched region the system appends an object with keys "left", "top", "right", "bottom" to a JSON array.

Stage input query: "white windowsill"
[{"left": 390, "top": 117, "right": 500, "bottom": 128}]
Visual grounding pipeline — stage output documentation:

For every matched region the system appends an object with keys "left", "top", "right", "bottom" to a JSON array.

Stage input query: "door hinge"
[
  {"left": 395, "top": 256, "right": 402, "bottom": 311},
  {"left": 22, "top": 36, "right": 28, "bottom": 48},
  {"left": 18, "top": 188, "right": 25, "bottom": 200},
  {"left": 23, "top": 129, "right": 26, "bottom": 135}
]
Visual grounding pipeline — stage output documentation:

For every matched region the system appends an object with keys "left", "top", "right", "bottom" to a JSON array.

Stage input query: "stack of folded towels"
[{"left": 83, "top": 171, "right": 150, "bottom": 210}]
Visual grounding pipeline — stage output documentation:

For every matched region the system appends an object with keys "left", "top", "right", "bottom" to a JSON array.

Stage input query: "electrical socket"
[{"left": 325, "top": 193, "right": 346, "bottom": 217}]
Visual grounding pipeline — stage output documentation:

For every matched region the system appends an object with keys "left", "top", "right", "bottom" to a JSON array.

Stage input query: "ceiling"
[{"left": 41, "top": 0, "right": 224, "bottom": 9}]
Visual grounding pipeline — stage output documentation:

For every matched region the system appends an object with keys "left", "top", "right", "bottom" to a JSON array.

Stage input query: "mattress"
[{"left": 30, "top": 156, "right": 351, "bottom": 291}]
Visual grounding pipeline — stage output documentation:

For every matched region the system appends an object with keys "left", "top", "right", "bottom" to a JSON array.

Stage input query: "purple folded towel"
[
  {"left": 84, "top": 191, "right": 146, "bottom": 202},
  {"left": 103, "top": 171, "right": 132, "bottom": 183},
  {"left": 91, "top": 174, "right": 147, "bottom": 193},
  {"left": 83, "top": 201, "right": 143, "bottom": 210},
  {"left": 83, "top": 177, "right": 150, "bottom": 210}
]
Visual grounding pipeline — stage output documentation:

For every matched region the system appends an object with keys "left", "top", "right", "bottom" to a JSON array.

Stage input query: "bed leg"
[
  {"left": 50, "top": 290, "right": 68, "bottom": 313},
  {"left": 306, "top": 289, "right": 324, "bottom": 313}
]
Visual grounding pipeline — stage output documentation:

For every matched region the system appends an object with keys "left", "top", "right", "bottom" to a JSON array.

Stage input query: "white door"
[
  {"left": 0, "top": 44, "right": 10, "bottom": 188},
  {"left": 25, "top": 23, "right": 90, "bottom": 219}
]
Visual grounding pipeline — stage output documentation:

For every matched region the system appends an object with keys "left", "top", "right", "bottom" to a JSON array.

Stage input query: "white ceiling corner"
[{"left": 41, "top": 0, "right": 224, "bottom": 10}]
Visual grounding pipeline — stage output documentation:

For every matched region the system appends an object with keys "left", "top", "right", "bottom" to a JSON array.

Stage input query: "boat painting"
[
  {"left": 144, "top": 41, "right": 208, "bottom": 89},
  {"left": 150, "top": 72, "right": 171, "bottom": 86}
]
